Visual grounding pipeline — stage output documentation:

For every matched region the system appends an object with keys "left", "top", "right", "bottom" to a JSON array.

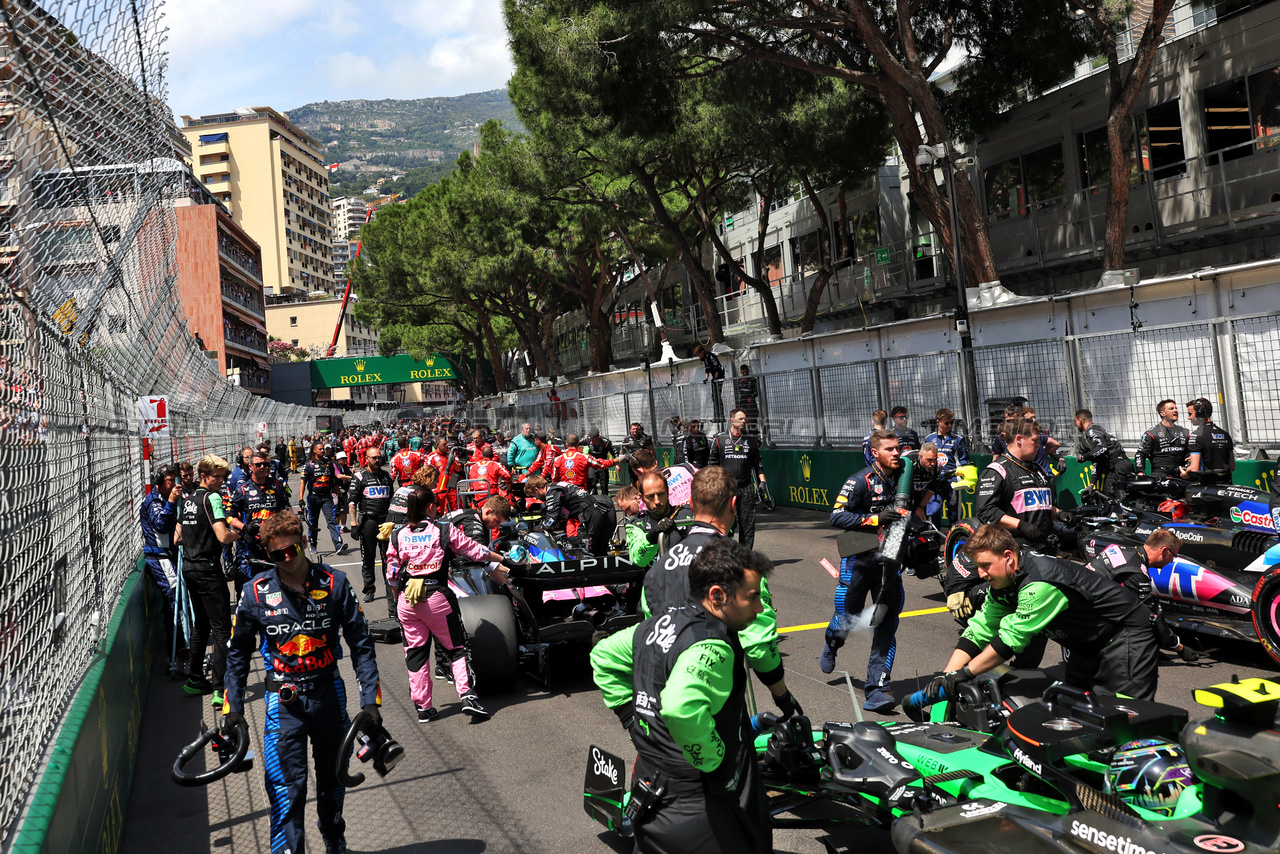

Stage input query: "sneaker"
[
  {"left": 323, "top": 835, "right": 348, "bottom": 854},
  {"left": 308, "top": 542, "right": 319, "bottom": 555},
  {"left": 183, "top": 676, "right": 214, "bottom": 696},
  {"left": 363, "top": 592, "right": 376, "bottom": 603},
  {"left": 336, "top": 543, "right": 350, "bottom": 556},
  {"left": 863, "top": 688, "right": 897, "bottom": 713},
  {"left": 459, "top": 694, "right": 491, "bottom": 719},
  {"left": 339, "top": 525, "right": 351, "bottom": 534},
  {"left": 417, "top": 706, "right": 439, "bottom": 724},
  {"left": 818, "top": 643, "right": 837, "bottom": 675},
  {"left": 210, "top": 689, "right": 225, "bottom": 709},
  {"left": 903, "top": 567, "right": 917, "bottom": 577},
  {"left": 433, "top": 663, "right": 454, "bottom": 682}
]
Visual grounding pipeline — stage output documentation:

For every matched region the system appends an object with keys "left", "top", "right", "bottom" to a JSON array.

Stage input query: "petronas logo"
[
  {"left": 354, "top": 359, "right": 366, "bottom": 372},
  {"left": 800, "top": 454, "right": 812, "bottom": 482}
]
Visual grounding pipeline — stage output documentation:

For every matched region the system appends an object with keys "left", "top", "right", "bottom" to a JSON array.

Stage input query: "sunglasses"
[
  {"left": 251, "top": 461, "right": 268, "bottom": 468},
  {"left": 267, "top": 543, "right": 302, "bottom": 563}
]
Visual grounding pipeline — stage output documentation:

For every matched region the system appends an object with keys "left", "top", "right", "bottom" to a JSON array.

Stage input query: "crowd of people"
[{"left": 135, "top": 392, "right": 1253, "bottom": 854}]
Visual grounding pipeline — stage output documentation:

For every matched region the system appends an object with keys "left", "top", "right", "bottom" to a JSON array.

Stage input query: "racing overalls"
[
  {"left": 390, "top": 448, "right": 424, "bottom": 485},
  {"left": 467, "top": 458, "right": 511, "bottom": 504},
  {"left": 426, "top": 449, "right": 464, "bottom": 512},
  {"left": 302, "top": 458, "right": 343, "bottom": 552},
  {"left": 386, "top": 520, "right": 491, "bottom": 710},
  {"left": 386, "top": 485, "right": 413, "bottom": 525},
  {"left": 230, "top": 475, "right": 291, "bottom": 586},
  {"left": 707, "top": 430, "right": 762, "bottom": 549},
  {"left": 681, "top": 432, "right": 711, "bottom": 468},
  {"left": 179, "top": 487, "right": 233, "bottom": 690},
  {"left": 826, "top": 463, "right": 921, "bottom": 690},
  {"left": 957, "top": 549, "right": 1158, "bottom": 699},
  {"left": 140, "top": 488, "right": 179, "bottom": 648},
  {"left": 640, "top": 523, "right": 785, "bottom": 690},
  {"left": 526, "top": 443, "right": 560, "bottom": 479},
  {"left": 590, "top": 609, "right": 769, "bottom": 854},
  {"left": 586, "top": 436, "right": 616, "bottom": 494},
  {"left": 671, "top": 425, "right": 688, "bottom": 464},
  {"left": 925, "top": 430, "right": 969, "bottom": 520},
  {"left": 1078, "top": 422, "right": 1134, "bottom": 497},
  {"left": 1134, "top": 421, "right": 1188, "bottom": 478},
  {"left": 542, "top": 482, "right": 614, "bottom": 555},
  {"left": 551, "top": 447, "right": 617, "bottom": 489},
  {"left": 1085, "top": 543, "right": 1183, "bottom": 652},
  {"left": 225, "top": 563, "right": 382, "bottom": 854},
  {"left": 1188, "top": 421, "right": 1235, "bottom": 484},
  {"left": 349, "top": 467, "right": 394, "bottom": 600}
]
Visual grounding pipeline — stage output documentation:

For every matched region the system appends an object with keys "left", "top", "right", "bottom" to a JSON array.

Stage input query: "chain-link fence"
[{"left": 0, "top": 2, "right": 324, "bottom": 842}]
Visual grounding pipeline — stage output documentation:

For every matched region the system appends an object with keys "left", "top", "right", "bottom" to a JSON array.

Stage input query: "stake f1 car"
[
  {"left": 449, "top": 518, "right": 646, "bottom": 694},
  {"left": 585, "top": 668, "right": 1280, "bottom": 854}
]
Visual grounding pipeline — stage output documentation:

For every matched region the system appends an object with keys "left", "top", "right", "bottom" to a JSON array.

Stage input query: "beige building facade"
[{"left": 266, "top": 296, "right": 388, "bottom": 405}]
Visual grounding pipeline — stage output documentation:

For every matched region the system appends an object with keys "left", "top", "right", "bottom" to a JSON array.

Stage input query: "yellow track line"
[{"left": 778, "top": 606, "right": 950, "bottom": 634}]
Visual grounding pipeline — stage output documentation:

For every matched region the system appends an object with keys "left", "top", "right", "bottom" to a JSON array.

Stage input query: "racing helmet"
[{"left": 1104, "top": 738, "right": 1193, "bottom": 816}]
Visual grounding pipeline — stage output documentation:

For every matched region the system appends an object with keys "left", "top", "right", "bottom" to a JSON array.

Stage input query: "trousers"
[
  {"left": 733, "top": 485, "right": 757, "bottom": 549},
  {"left": 262, "top": 677, "right": 350, "bottom": 853},
  {"left": 398, "top": 588, "right": 474, "bottom": 709},
  {"left": 357, "top": 516, "right": 389, "bottom": 598},
  {"left": 306, "top": 494, "right": 343, "bottom": 550},
  {"left": 185, "top": 564, "right": 231, "bottom": 688},
  {"left": 825, "top": 553, "right": 904, "bottom": 691}
]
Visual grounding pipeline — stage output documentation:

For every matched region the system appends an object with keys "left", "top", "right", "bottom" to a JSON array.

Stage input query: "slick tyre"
[
  {"left": 458, "top": 594, "right": 518, "bottom": 694},
  {"left": 1250, "top": 565, "right": 1280, "bottom": 667}
]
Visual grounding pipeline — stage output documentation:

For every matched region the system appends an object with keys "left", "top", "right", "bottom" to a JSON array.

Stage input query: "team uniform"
[
  {"left": 302, "top": 458, "right": 342, "bottom": 553},
  {"left": 681, "top": 432, "right": 711, "bottom": 468},
  {"left": 467, "top": 458, "right": 512, "bottom": 503},
  {"left": 623, "top": 506, "right": 694, "bottom": 568},
  {"left": 225, "top": 562, "right": 381, "bottom": 854},
  {"left": 1086, "top": 544, "right": 1184, "bottom": 652},
  {"left": 390, "top": 448, "right": 425, "bottom": 486},
  {"left": 707, "top": 430, "right": 763, "bottom": 548},
  {"left": 542, "top": 482, "right": 615, "bottom": 555},
  {"left": 179, "top": 487, "right": 233, "bottom": 693},
  {"left": 426, "top": 449, "right": 464, "bottom": 512},
  {"left": 550, "top": 447, "right": 617, "bottom": 489},
  {"left": 349, "top": 467, "right": 394, "bottom": 600},
  {"left": 1078, "top": 422, "right": 1135, "bottom": 497},
  {"left": 1187, "top": 422, "right": 1235, "bottom": 484},
  {"left": 586, "top": 436, "right": 616, "bottom": 494},
  {"left": 230, "top": 475, "right": 292, "bottom": 585},
  {"left": 140, "top": 488, "right": 179, "bottom": 648},
  {"left": 526, "top": 443, "right": 560, "bottom": 479},
  {"left": 1134, "top": 422, "right": 1188, "bottom": 478}
]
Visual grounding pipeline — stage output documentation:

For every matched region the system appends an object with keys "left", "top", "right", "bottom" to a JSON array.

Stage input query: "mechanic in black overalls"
[
  {"left": 1074, "top": 408, "right": 1135, "bottom": 498},
  {"left": 930, "top": 524, "right": 1159, "bottom": 701},
  {"left": 591, "top": 539, "right": 773, "bottom": 854},
  {"left": 681, "top": 419, "right": 711, "bottom": 468},
  {"left": 1134, "top": 399, "right": 1188, "bottom": 477},
  {"left": 1180, "top": 397, "right": 1235, "bottom": 484},
  {"left": 708, "top": 409, "right": 765, "bottom": 548},
  {"left": 348, "top": 447, "right": 394, "bottom": 603},
  {"left": 523, "top": 474, "right": 615, "bottom": 555}
]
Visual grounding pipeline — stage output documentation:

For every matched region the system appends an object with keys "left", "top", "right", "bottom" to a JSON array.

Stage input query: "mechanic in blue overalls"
[
  {"left": 140, "top": 464, "right": 182, "bottom": 655},
  {"left": 224, "top": 509, "right": 382, "bottom": 854}
]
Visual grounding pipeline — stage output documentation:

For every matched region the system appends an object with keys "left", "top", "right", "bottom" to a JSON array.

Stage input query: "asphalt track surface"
[{"left": 123, "top": 499, "right": 1279, "bottom": 854}]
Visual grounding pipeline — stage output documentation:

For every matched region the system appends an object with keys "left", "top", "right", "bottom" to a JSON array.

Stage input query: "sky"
[{"left": 163, "top": 0, "right": 514, "bottom": 119}]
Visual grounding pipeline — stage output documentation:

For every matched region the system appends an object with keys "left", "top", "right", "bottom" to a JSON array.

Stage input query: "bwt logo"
[{"left": 800, "top": 454, "right": 812, "bottom": 482}]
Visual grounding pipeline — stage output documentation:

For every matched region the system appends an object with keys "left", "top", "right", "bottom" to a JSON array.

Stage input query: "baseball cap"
[{"left": 336, "top": 451, "right": 347, "bottom": 459}]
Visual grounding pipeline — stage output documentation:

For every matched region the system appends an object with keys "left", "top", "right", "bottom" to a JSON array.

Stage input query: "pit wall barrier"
[{"left": 9, "top": 558, "right": 161, "bottom": 854}]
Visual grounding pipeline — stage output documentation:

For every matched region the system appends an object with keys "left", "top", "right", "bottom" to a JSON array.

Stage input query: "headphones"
[{"left": 1189, "top": 398, "right": 1212, "bottom": 420}]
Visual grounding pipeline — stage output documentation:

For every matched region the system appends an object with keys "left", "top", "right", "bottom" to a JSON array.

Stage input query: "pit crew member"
[
  {"left": 624, "top": 470, "right": 693, "bottom": 568},
  {"left": 1074, "top": 408, "right": 1135, "bottom": 498},
  {"left": 707, "top": 408, "right": 765, "bottom": 548},
  {"left": 550, "top": 432, "right": 619, "bottom": 488},
  {"left": 348, "top": 448, "right": 394, "bottom": 603},
  {"left": 1134, "top": 399, "right": 1188, "bottom": 478},
  {"left": 302, "top": 442, "right": 344, "bottom": 556},
  {"left": 523, "top": 474, "right": 615, "bottom": 556},
  {"left": 1180, "top": 397, "right": 1235, "bottom": 484}
]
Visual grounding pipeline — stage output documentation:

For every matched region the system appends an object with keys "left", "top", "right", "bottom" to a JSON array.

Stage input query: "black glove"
[
  {"left": 1057, "top": 511, "right": 1077, "bottom": 527},
  {"left": 925, "top": 666, "right": 973, "bottom": 703},
  {"left": 362, "top": 704, "right": 382, "bottom": 729},
  {"left": 223, "top": 710, "right": 244, "bottom": 727},
  {"left": 242, "top": 520, "right": 261, "bottom": 544},
  {"left": 775, "top": 690, "right": 803, "bottom": 721},
  {"left": 1016, "top": 520, "right": 1044, "bottom": 541},
  {"left": 500, "top": 557, "right": 527, "bottom": 577},
  {"left": 1177, "top": 644, "right": 1201, "bottom": 663},
  {"left": 613, "top": 702, "right": 637, "bottom": 734}
]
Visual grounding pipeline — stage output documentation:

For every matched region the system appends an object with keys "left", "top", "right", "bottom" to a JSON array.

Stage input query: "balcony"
[
  {"left": 221, "top": 280, "right": 265, "bottom": 320},
  {"left": 217, "top": 234, "right": 262, "bottom": 282}
]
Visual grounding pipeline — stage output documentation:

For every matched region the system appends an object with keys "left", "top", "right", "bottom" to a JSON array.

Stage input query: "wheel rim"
[{"left": 1251, "top": 571, "right": 1280, "bottom": 665}]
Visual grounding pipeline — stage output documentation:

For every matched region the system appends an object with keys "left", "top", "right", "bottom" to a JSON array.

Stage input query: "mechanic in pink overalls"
[{"left": 386, "top": 486, "right": 522, "bottom": 722}]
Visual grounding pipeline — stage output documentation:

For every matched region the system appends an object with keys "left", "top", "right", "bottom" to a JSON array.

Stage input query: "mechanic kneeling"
[
  {"left": 523, "top": 474, "right": 615, "bottom": 555},
  {"left": 223, "top": 510, "right": 382, "bottom": 854},
  {"left": 591, "top": 539, "right": 774, "bottom": 854},
  {"left": 930, "top": 524, "right": 1159, "bottom": 702}
]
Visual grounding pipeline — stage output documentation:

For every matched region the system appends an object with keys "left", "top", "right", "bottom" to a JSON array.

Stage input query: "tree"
[{"left": 1068, "top": 0, "right": 1177, "bottom": 271}]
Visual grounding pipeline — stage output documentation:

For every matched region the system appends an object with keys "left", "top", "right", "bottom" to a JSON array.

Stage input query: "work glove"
[
  {"left": 1057, "top": 511, "right": 1077, "bottom": 527},
  {"left": 774, "top": 690, "right": 803, "bottom": 721},
  {"left": 242, "top": 520, "right": 261, "bottom": 545},
  {"left": 1016, "top": 520, "right": 1044, "bottom": 542},
  {"left": 946, "top": 591, "right": 975, "bottom": 620},
  {"left": 614, "top": 702, "right": 637, "bottom": 734},
  {"left": 362, "top": 704, "right": 383, "bottom": 729},
  {"left": 500, "top": 557, "right": 527, "bottom": 577},
  {"left": 1177, "top": 644, "right": 1201, "bottom": 663},
  {"left": 925, "top": 665, "right": 974, "bottom": 703},
  {"left": 377, "top": 521, "right": 395, "bottom": 541}
]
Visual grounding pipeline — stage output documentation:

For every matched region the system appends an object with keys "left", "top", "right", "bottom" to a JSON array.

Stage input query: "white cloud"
[{"left": 163, "top": 0, "right": 512, "bottom": 119}]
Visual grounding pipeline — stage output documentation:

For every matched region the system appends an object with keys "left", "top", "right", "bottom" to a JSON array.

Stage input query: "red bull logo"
[{"left": 278, "top": 633, "right": 326, "bottom": 657}]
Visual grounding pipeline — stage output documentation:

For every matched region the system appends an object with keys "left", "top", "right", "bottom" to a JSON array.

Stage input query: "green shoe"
[
  {"left": 183, "top": 677, "right": 214, "bottom": 696},
  {"left": 210, "top": 689, "right": 225, "bottom": 709}
]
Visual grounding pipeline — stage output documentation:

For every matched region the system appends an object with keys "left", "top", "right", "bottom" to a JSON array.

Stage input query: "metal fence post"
[{"left": 810, "top": 366, "right": 826, "bottom": 448}]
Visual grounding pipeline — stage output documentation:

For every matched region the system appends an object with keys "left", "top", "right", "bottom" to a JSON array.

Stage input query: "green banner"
[{"left": 309, "top": 353, "right": 456, "bottom": 388}]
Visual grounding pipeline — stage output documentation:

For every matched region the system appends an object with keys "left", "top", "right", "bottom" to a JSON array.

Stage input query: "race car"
[
  {"left": 940, "top": 476, "right": 1280, "bottom": 666},
  {"left": 448, "top": 517, "right": 646, "bottom": 694},
  {"left": 586, "top": 669, "right": 1280, "bottom": 854}
]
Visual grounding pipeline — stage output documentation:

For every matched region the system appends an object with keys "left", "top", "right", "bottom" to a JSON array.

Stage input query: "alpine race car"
[
  {"left": 585, "top": 668, "right": 1280, "bottom": 854},
  {"left": 448, "top": 517, "right": 646, "bottom": 694}
]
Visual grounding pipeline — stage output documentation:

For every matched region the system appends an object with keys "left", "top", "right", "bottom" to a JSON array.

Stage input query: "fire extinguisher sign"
[{"left": 137, "top": 395, "right": 170, "bottom": 438}]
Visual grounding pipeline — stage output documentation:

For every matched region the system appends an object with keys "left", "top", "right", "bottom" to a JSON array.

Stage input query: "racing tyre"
[
  {"left": 1250, "top": 565, "right": 1280, "bottom": 667},
  {"left": 941, "top": 518, "right": 980, "bottom": 594},
  {"left": 458, "top": 594, "right": 519, "bottom": 695}
]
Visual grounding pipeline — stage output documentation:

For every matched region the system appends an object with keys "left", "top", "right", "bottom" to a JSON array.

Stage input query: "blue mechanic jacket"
[
  {"left": 224, "top": 561, "right": 381, "bottom": 715},
  {"left": 140, "top": 488, "right": 177, "bottom": 559},
  {"left": 924, "top": 431, "right": 969, "bottom": 479}
]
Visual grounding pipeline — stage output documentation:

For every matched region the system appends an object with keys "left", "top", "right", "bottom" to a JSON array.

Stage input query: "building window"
[
  {"left": 983, "top": 157, "right": 1023, "bottom": 220},
  {"left": 289, "top": 316, "right": 297, "bottom": 327},
  {"left": 1135, "top": 100, "right": 1187, "bottom": 180},
  {"left": 1248, "top": 65, "right": 1280, "bottom": 150},
  {"left": 1202, "top": 79, "right": 1251, "bottom": 163}
]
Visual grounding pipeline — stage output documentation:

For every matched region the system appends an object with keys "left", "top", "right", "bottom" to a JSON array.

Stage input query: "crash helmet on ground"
[{"left": 1104, "top": 738, "right": 1193, "bottom": 816}]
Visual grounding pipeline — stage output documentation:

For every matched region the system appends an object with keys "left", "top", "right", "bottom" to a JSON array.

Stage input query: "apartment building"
[
  {"left": 180, "top": 107, "right": 336, "bottom": 301},
  {"left": 332, "top": 196, "right": 367, "bottom": 240},
  {"left": 175, "top": 197, "right": 270, "bottom": 394}
]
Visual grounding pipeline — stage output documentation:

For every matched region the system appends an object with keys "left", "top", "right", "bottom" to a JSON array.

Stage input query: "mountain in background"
[{"left": 286, "top": 89, "right": 521, "bottom": 202}]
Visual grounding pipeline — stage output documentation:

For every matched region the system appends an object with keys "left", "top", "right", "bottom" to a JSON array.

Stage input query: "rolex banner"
[{"left": 309, "top": 354, "right": 457, "bottom": 389}]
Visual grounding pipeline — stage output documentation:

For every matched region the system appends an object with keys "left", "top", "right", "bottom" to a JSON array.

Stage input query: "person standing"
[
  {"left": 694, "top": 344, "right": 727, "bottom": 424},
  {"left": 862, "top": 410, "right": 888, "bottom": 467},
  {"left": 551, "top": 432, "right": 619, "bottom": 488},
  {"left": 426, "top": 438, "right": 464, "bottom": 512},
  {"left": 176, "top": 454, "right": 240, "bottom": 703},
  {"left": 1074, "top": 409, "right": 1135, "bottom": 498},
  {"left": 288, "top": 437, "right": 299, "bottom": 472},
  {"left": 467, "top": 445, "right": 512, "bottom": 504},
  {"left": 974, "top": 417, "right": 1057, "bottom": 549},
  {"left": 924, "top": 407, "right": 969, "bottom": 479},
  {"left": 735, "top": 364, "right": 759, "bottom": 430},
  {"left": 591, "top": 539, "right": 776, "bottom": 854},
  {"left": 1134, "top": 399, "right": 1188, "bottom": 478},
  {"left": 275, "top": 437, "right": 287, "bottom": 470},
  {"left": 585, "top": 428, "right": 616, "bottom": 495},
  {"left": 228, "top": 450, "right": 293, "bottom": 591},
  {"left": 1180, "top": 397, "right": 1235, "bottom": 484},
  {"left": 140, "top": 465, "right": 183, "bottom": 656},
  {"left": 624, "top": 470, "right": 694, "bottom": 568},
  {"left": 348, "top": 447, "right": 394, "bottom": 603},
  {"left": 223, "top": 510, "right": 382, "bottom": 854},
  {"left": 707, "top": 409, "right": 765, "bottom": 548},
  {"left": 889, "top": 406, "right": 920, "bottom": 451},
  {"left": 302, "top": 442, "right": 345, "bottom": 556},
  {"left": 506, "top": 422, "right": 538, "bottom": 474},
  {"left": 681, "top": 419, "right": 711, "bottom": 468},
  {"left": 821, "top": 430, "right": 926, "bottom": 711}
]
